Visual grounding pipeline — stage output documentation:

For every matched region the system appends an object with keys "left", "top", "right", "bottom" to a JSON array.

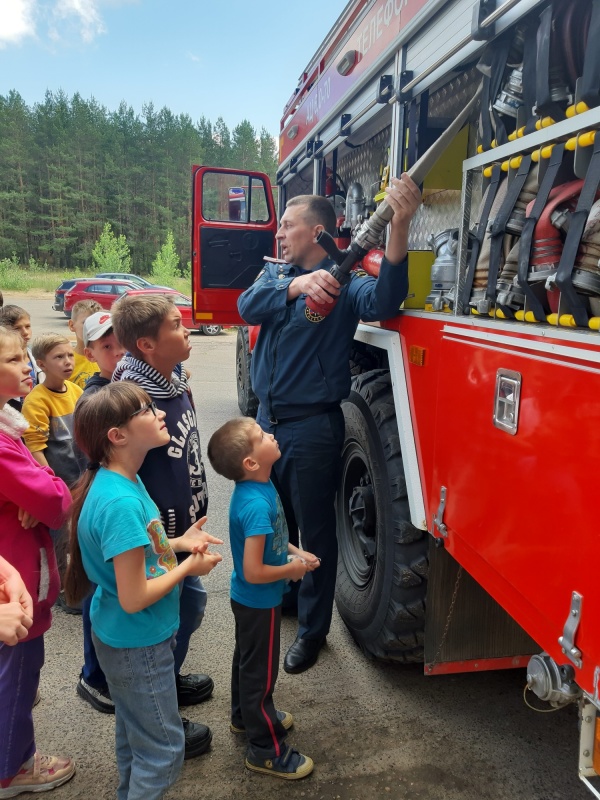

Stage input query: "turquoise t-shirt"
[
  {"left": 229, "top": 479, "right": 288, "bottom": 609},
  {"left": 78, "top": 467, "right": 179, "bottom": 648}
]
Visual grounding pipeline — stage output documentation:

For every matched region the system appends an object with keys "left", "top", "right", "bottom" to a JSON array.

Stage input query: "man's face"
[{"left": 276, "top": 204, "right": 322, "bottom": 268}]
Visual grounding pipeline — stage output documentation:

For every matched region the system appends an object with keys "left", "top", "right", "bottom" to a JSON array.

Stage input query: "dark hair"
[
  {"left": 207, "top": 417, "right": 257, "bottom": 482},
  {"left": 0, "top": 304, "right": 30, "bottom": 327},
  {"left": 64, "top": 381, "right": 151, "bottom": 604},
  {"left": 111, "top": 294, "right": 174, "bottom": 358},
  {"left": 286, "top": 195, "right": 337, "bottom": 236}
]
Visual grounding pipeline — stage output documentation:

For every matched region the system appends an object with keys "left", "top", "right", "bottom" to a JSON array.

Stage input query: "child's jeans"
[
  {"left": 92, "top": 632, "right": 184, "bottom": 800},
  {"left": 173, "top": 574, "right": 207, "bottom": 675},
  {"left": 0, "top": 636, "right": 44, "bottom": 784}
]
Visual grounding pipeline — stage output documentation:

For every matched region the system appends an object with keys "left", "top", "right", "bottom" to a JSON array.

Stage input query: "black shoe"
[
  {"left": 176, "top": 673, "right": 214, "bottom": 706},
  {"left": 283, "top": 637, "right": 325, "bottom": 674},
  {"left": 182, "top": 717, "right": 212, "bottom": 760},
  {"left": 55, "top": 591, "right": 82, "bottom": 615},
  {"left": 76, "top": 676, "right": 115, "bottom": 714}
]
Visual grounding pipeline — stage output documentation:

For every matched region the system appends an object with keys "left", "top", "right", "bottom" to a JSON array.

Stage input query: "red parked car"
[
  {"left": 119, "top": 289, "right": 223, "bottom": 335},
  {"left": 63, "top": 279, "right": 139, "bottom": 318}
]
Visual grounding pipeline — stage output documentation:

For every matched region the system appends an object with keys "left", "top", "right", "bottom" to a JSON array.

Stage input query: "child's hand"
[
  {"left": 295, "top": 550, "right": 321, "bottom": 572},
  {"left": 287, "top": 555, "right": 309, "bottom": 582},
  {"left": 176, "top": 516, "right": 224, "bottom": 554},
  {"left": 18, "top": 508, "right": 39, "bottom": 529},
  {"left": 185, "top": 548, "right": 223, "bottom": 577},
  {"left": 0, "top": 570, "right": 34, "bottom": 619},
  {"left": 0, "top": 602, "right": 33, "bottom": 646}
]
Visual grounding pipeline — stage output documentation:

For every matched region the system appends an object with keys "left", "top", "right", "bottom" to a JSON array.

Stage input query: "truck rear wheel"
[
  {"left": 236, "top": 326, "right": 259, "bottom": 418},
  {"left": 335, "top": 369, "right": 428, "bottom": 662}
]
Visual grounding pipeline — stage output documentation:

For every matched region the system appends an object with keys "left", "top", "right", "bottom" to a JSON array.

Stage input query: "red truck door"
[{"left": 191, "top": 166, "right": 277, "bottom": 325}]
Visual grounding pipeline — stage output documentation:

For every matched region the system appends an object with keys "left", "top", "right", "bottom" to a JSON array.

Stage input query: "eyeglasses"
[{"left": 129, "top": 401, "right": 158, "bottom": 419}]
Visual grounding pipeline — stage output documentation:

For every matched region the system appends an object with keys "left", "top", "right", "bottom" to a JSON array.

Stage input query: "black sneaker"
[
  {"left": 176, "top": 673, "right": 214, "bottom": 706},
  {"left": 55, "top": 591, "right": 82, "bottom": 616},
  {"left": 182, "top": 718, "right": 212, "bottom": 760},
  {"left": 245, "top": 744, "right": 314, "bottom": 780},
  {"left": 76, "top": 676, "right": 115, "bottom": 714}
]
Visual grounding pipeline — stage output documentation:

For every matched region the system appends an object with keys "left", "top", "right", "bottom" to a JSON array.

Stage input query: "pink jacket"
[{"left": 0, "top": 405, "right": 71, "bottom": 639}]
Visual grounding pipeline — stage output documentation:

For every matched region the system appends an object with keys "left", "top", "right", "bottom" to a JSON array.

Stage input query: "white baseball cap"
[{"left": 83, "top": 312, "right": 113, "bottom": 347}]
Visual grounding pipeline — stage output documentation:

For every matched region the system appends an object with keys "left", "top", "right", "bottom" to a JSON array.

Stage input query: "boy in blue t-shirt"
[{"left": 207, "top": 417, "right": 320, "bottom": 781}]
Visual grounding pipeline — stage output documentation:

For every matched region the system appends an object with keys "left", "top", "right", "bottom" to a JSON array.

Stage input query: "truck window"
[{"left": 201, "top": 172, "right": 272, "bottom": 225}]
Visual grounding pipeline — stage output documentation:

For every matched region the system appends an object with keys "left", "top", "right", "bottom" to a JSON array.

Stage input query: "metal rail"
[{"left": 400, "top": 0, "right": 528, "bottom": 95}]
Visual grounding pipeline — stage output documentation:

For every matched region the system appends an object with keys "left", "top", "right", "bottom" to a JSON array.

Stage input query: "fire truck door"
[{"left": 191, "top": 166, "right": 277, "bottom": 325}]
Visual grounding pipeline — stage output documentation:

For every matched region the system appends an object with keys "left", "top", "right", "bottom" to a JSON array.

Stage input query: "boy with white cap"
[
  {"left": 74, "top": 311, "right": 126, "bottom": 712},
  {"left": 81, "top": 312, "right": 125, "bottom": 394}
]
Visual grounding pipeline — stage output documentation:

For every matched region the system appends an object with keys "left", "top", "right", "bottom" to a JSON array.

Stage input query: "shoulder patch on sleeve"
[{"left": 253, "top": 268, "right": 266, "bottom": 282}]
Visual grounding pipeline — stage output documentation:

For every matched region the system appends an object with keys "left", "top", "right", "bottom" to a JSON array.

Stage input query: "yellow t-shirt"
[
  {"left": 21, "top": 381, "right": 84, "bottom": 485},
  {"left": 70, "top": 351, "right": 100, "bottom": 389}
]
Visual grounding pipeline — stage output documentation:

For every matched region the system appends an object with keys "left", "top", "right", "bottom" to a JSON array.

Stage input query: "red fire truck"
[{"left": 191, "top": 0, "right": 600, "bottom": 792}]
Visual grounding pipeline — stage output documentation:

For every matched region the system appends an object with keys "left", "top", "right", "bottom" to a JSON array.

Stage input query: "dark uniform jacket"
[{"left": 237, "top": 255, "right": 408, "bottom": 419}]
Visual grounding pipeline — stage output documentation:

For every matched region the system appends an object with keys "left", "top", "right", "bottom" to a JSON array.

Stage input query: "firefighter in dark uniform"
[{"left": 237, "top": 174, "right": 421, "bottom": 673}]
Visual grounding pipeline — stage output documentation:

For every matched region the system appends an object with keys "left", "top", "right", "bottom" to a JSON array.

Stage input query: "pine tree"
[{"left": 92, "top": 222, "right": 131, "bottom": 272}]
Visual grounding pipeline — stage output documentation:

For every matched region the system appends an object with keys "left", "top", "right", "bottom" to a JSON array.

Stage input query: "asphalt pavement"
[{"left": 3, "top": 292, "right": 590, "bottom": 800}]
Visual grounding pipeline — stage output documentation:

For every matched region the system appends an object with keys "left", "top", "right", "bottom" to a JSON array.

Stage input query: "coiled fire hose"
[{"left": 304, "top": 85, "right": 483, "bottom": 322}]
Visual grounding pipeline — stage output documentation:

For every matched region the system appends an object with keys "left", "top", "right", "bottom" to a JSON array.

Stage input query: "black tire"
[
  {"left": 236, "top": 326, "right": 259, "bottom": 418},
  {"left": 335, "top": 369, "right": 428, "bottom": 662},
  {"left": 64, "top": 310, "right": 72, "bottom": 319}
]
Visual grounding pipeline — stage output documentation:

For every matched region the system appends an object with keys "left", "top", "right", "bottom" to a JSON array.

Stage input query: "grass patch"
[{"left": 0, "top": 261, "right": 192, "bottom": 295}]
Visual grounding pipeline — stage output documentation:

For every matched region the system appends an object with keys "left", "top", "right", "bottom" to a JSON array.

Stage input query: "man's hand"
[
  {"left": 384, "top": 173, "right": 422, "bottom": 264},
  {"left": 173, "top": 516, "right": 224, "bottom": 554},
  {"left": 0, "top": 602, "right": 33, "bottom": 645},
  {"left": 287, "top": 270, "right": 341, "bottom": 304}
]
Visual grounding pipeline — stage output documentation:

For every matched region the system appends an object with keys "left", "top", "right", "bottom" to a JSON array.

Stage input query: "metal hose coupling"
[{"left": 304, "top": 201, "right": 395, "bottom": 323}]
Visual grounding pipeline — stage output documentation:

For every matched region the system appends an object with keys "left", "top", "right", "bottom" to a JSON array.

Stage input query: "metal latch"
[
  {"left": 433, "top": 486, "right": 447, "bottom": 537},
  {"left": 493, "top": 369, "right": 521, "bottom": 435},
  {"left": 558, "top": 591, "right": 583, "bottom": 669}
]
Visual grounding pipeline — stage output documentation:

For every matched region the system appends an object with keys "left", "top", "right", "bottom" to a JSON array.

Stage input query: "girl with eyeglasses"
[{"left": 64, "top": 381, "right": 222, "bottom": 800}]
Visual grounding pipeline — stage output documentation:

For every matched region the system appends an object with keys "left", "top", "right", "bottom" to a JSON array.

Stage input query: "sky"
[{"left": 0, "top": 0, "right": 348, "bottom": 137}]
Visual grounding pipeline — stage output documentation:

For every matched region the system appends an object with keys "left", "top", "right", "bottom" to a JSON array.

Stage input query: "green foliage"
[
  {"left": 0, "top": 91, "right": 279, "bottom": 274},
  {"left": 0, "top": 254, "right": 29, "bottom": 290},
  {"left": 92, "top": 222, "right": 132, "bottom": 272},
  {"left": 152, "top": 230, "right": 180, "bottom": 284}
]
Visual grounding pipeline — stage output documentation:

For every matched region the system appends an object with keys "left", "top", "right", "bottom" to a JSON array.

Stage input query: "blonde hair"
[
  {"left": 31, "top": 333, "right": 70, "bottom": 361},
  {"left": 112, "top": 294, "right": 174, "bottom": 357},
  {"left": 0, "top": 324, "right": 26, "bottom": 353},
  {"left": 207, "top": 417, "right": 256, "bottom": 482},
  {"left": 72, "top": 300, "right": 102, "bottom": 322}
]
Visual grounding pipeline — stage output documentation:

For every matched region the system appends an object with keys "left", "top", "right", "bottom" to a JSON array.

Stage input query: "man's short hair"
[
  {"left": 207, "top": 417, "right": 256, "bottom": 482},
  {"left": 71, "top": 300, "right": 102, "bottom": 322},
  {"left": 111, "top": 294, "right": 174, "bottom": 357},
  {"left": 287, "top": 195, "right": 337, "bottom": 236},
  {"left": 31, "top": 333, "right": 70, "bottom": 361}
]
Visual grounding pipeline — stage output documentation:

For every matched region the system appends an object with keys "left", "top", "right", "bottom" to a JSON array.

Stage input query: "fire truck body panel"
[{"left": 192, "top": 0, "right": 600, "bottom": 788}]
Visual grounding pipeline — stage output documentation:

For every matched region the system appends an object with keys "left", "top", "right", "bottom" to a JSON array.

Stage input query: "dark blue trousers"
[
  {"left": 257, "top": 407, "right": 345, "bottom": 641},
  {"left": 0, "top": 636, "right": 44, "bottom": 783}
]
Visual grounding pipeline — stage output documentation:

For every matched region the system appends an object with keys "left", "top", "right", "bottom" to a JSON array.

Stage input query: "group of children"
[{"left": 0, "top": 291, "right": 320, "bottom": 799}]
